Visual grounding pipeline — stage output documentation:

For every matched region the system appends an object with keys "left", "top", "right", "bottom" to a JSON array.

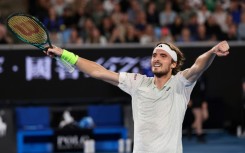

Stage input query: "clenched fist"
[{"left": 211, "top": 41, "right": 230, "bottom": 56}]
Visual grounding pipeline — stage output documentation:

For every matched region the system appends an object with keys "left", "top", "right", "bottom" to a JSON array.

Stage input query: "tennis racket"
[{"left": 6, "top": 13, "right": 75, "bottom": 73}]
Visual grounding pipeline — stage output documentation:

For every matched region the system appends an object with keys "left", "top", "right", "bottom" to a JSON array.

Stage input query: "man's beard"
[
  {"left": 153, "top": 70, "right": 168, "bottom": 78},
  {"left": 152, "top": 65, "right": 172, "bottom": 77}
]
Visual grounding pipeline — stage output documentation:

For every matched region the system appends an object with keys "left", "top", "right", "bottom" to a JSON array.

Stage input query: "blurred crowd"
[{"left": 1, "top": 0, "right": 245, "bottom": 45}]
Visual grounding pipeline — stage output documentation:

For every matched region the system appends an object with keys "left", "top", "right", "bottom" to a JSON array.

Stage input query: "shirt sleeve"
[
  {"left": 175, "top": 71, "right": 197, "bottom": 105},
  {"left": 118, "top": 72, "right": 144, "bottom": 95}
]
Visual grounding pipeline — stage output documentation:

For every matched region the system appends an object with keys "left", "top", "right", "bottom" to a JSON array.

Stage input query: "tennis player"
[{"left": 46, "top": 41, "right": 229, "bottom": 153}]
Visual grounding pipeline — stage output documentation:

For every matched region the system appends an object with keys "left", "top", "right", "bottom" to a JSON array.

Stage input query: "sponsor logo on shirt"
[{"left": 134, "top": 74, "right": 137, "bottom": 80}]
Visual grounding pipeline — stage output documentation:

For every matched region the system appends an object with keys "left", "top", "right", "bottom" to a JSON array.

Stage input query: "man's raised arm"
[{"left": 183, "top": 41, "right": 230, "bottom": 82}]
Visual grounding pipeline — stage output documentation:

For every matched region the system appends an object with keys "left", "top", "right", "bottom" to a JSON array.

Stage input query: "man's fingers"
[
  {"left": 41, "top": 44, "right": 62, "bottom": 57},
  {"left": 43, "top": 48, "right": 55, "bottom": 57},
  {"left": 217, "top": 50, "right": 229, "bottom": 56},
  {"left": 220, "top": 41, "right": 230, "bottom": 51},
  {"left": 224, "top": 51, "right": 229, "bottom": 56}
]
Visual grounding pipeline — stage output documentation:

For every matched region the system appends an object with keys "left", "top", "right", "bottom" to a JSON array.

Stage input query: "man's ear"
[{"left": 171, "top": 62, "right": 177, "bottom": 69}]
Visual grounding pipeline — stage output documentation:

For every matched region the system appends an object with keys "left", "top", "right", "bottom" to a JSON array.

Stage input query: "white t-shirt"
[{"left": 118, "top": 71, "right": 196, "bottom": 153}]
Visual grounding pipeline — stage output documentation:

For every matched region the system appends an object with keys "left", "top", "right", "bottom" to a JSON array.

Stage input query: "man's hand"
[
  {"left": 211, "top": 41, "right": 230, "bottom": 56},
  {"left": 43, "top": 45, "right": 63, "bottom": 57}
]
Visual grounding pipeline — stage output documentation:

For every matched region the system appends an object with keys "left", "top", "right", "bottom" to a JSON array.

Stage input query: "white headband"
[{"left": 154, "top": 44, "right": 177, "bottom": 62}]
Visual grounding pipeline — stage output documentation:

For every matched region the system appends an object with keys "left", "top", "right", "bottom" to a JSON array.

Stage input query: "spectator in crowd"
[
  {"left": 125, "top": 24, "right": 139, "bottom": 43},
  {"left": 171, "top": 0, "right": 182, "bottom": 13},
  {"left": 188, "top": 0, "right": 203, "bottom": 10},
  {"left": 52, "top": 0, "right": 67, "bottom": 17},
  {"left": 0, "top": 11, "right": 3, "bottom": 23},
  {"left": 99, "top": 16, "right": 114, "bottom": 41},
  {"left": 225, "top": 23, "right": 238, "bottom": 41},
  {"left": 127, "top": 0, "right": 142, "bottom": 24},
  {"left": 0, "top": 114, "right": 7, "bottom": 137},
  {"left": 135, "top": 10, "right": 147, "bottom": 36},
  {"left": 140, "top": 24, "right": 155, "bottom": 44},
  {"left": 187, "top": 13, "right": 199, "bottom": 38},
  {"left": 111, "top": 3, "right": 123, "bottom": 26},
  {"left": 177, "top": 27, "right": 194, "bottom": 42},
  {"left": 85, "top": 27, "right": 107, "bottom": 45},
  {"left": 0, "top": 24, "right": 12, "bottom": 44},
  {"left": 213, "top": 3, "right": 227, "bottom": 33},
  {"left": 84, "top": 0, "right": 98, "bottom": 18},
  {"left": 205, "top": 0, "right": 216, "bottom": 12},
  {"left": 117, "top": 13, "right": 131, "bottom": 40},
  {"left": 43, "top": 6, "right": 65, "bottom": 32},
  {"left": 73, "top": 5, "right": 87, "bottom": 31},
  {"left": 222, "top": 14, "right": 235, "bottom": 34},
  {"left": 241, "top": 0, "right": 245, "bottom": 12},
  {"left": 19, "top": 0, "right": 245, "bottom": 44},
  {"left": 61, "top": 6, "right": 77, "bottom": 43},
  {"left": 229, "top": 0, "right": 241, "bottom": 25},
  {"left": 195, "top": 24, "right": 209, "bottom": 41},
  {"left": 81, "top": 18, "right": 95, "bottom": 42},
  {"left": 196, "top": 3, "right": 211, "bottom": 25},
  {"left": 69, "top": 27, "right": 83, "bottom": 44},
  {"left": 169, "top": 15, "right": 184, "bottom": 41},
  {"left": 160, "top": 27, "right": 174, "bottom": 43},
  {"left": 159, "top": 1, "right": 177, "bottom": 27},
  {"left": 219, "top": 0, "right": 230, "bottom": 11},
  {"left": 118, "top": 0, "right": 130, "bottom": 13},
  {"left": 42, "top": 5, "right": 65, "bottom": 44},
  {"left": 180, "top": 1, "right": 195, "bottom": 25},
  {"left": 155, "top": 0, "right": 165, "bottom": 13},
  {"left": 31, "top": 0, "right": 50, "bottom": 21},
  {"left": 241, "top": 78, "right": 245, "bottom": 133},
  {"left": 145, "top": 1, "right": 160, "bottom": 27},
  {"left": 103, "top": 0, "right": 117, "bottom": 15},
  {"left": 205, "top": 15, "right": 224, "bottom": 41},
  {"left": 188, "top": 75, "right": 209, "bottom": 143},
  {"left": 109, "top": 26, "right": 125, "bottom": 43},
  {"left": 238, "top": 12, "right": 245, "bottom": 40},
  {"left": 92, "top": 1, "right": 106, "bottom": 27},
  {"left": 63, "top": 6, "right": 77, "bottom": 29}
]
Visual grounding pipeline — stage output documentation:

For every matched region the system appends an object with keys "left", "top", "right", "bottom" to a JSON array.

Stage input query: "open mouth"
[{"left": 153, "top": 63, "right": 162, "bottom": 67}]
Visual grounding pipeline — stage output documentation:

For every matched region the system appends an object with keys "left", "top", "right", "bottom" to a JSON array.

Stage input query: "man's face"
[{"left": 151, "top": 49, "right": 176, "bottom": 77}]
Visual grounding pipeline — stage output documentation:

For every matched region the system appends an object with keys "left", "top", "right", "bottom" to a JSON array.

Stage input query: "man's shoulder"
[
  {"left": 173, "top": 70, "right": 197, "bottom": 87},
  {"left": 119, "top": 72, "right": 150, "bottom": 80},
  {"left": 119, "top": 72, "right": 153, "bottom": 86}
]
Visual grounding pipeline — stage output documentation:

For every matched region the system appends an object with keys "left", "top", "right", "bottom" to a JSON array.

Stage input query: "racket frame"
[
  {"left": 7, "top": 13, "right": 53, "bottom": 50},
  {"left": 6, "top": 13, "right": 75, "bottom": 73}
]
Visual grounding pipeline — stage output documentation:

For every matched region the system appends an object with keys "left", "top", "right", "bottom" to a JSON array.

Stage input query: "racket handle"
[{"left": 55, "top": 56, "right": 75, "bottom": 73}]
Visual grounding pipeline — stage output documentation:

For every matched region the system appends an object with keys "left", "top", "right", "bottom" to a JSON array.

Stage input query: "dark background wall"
[{"left": 0, "top": 43, "right": 244, "bottom": 129}]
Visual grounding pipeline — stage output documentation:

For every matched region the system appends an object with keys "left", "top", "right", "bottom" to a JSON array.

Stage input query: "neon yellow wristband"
[{"left": 61, "top": 49, "right": 79, "bottom": 65}]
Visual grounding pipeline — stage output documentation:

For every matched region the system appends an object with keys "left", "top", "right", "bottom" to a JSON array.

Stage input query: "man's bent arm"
[{"left": 183, "top": 41, "right": 229, "bottom": 82}]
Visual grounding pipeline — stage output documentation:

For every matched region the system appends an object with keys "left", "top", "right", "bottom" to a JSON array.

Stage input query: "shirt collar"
[{"left": 152, "top": 75, "right": 173, "bottom": 90}]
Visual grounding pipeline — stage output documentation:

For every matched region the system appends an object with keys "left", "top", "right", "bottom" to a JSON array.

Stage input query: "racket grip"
[{"left": 55, "top": 56, "right": 75, "bottom": 73}]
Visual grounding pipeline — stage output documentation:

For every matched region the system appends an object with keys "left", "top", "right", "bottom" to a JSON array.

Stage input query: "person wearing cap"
[{"left": 45, "top": 41, "right": 229, "bottom": 153}]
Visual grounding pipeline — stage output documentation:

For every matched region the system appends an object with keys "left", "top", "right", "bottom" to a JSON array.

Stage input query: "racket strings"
[{"left": 7, "top": 16, "right": 47, "bottom": 44}]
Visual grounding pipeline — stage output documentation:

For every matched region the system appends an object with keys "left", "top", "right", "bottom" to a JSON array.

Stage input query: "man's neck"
[{"left": 154, "top": 73, "right": 172, "bottom": 90}]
